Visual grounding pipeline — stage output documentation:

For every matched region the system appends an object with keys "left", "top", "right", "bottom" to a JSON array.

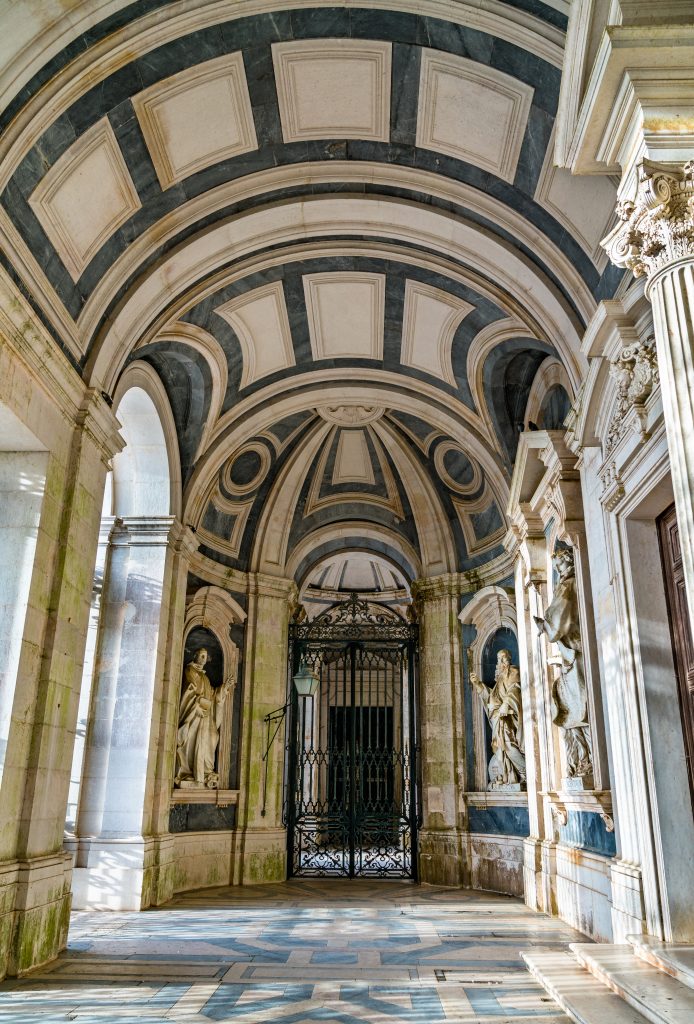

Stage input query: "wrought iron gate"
[{"left": 286, "top": 594, "right": 419, "bottom": 878}]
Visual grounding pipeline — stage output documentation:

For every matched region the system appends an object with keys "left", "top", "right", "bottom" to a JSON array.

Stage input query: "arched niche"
[
  {"left": 524, "top": 356, "right": 575, "bottom": 432},
  {"left": 112, "top": 361, "right": 181, "bottom": 519},
  {"left": 178, "top": 586, "right": 245, "bottom": 796},
  {"left": 459, "top": 586, "right": 519, "bottom": 792}
]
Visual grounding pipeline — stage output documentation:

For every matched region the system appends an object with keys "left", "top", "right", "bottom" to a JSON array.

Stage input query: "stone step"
[
  {"left": 628, "top": 936, "right": 694, "bottom": 991},
  {"left": 571, "top": 943, "right": 694, "bottom": 1024},
  {"left": 521, "top": 950, "right": 651, "bottom": 1024}
]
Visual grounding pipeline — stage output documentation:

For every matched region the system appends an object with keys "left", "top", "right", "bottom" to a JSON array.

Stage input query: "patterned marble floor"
[{"left": 0, "top": 880, "right": 581, "bottom": 1022}]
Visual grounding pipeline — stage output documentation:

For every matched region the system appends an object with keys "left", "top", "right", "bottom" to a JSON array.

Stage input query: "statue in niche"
[
  {"left": 534, "top": 547, "right": 593, "bottom": 780},
  {"left": 470, "top": 649, "right": 526, "bottom": 790},
  {"left": 174, "top": 647, "right": 231, "bottom": 789}
]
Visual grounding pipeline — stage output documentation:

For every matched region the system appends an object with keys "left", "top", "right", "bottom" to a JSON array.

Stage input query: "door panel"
[{"left": 658, "top": 503, "right": 694, "bottom": 811}]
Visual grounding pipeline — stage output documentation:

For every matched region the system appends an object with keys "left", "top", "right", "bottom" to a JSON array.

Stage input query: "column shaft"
[
  {"left": 72, "top": 517, "right": 179, "bottom": 911},
  {"left": 414, "top": 576, "right": 466, "bottom": 887},
  {"left": 650, "top": 262, "right": 694, "bottom": 638},
  {"left": 234, "top": 573, "right": 295, "bottom": 884}
]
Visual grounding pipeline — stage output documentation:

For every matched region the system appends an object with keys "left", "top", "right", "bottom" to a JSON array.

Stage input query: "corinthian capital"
[{"left": 602, "top": 161, "right": 694, "bottom": 280}]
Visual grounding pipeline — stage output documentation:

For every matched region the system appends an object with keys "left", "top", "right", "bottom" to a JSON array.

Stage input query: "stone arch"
[
  {"left": 288, "top": 526, "right": 422, "bottom": 589},
  {"left": 524, "top": 357, "right": 575, "bottom": 431},
  {"left": 111, "top": 361, "right": 181, "bottom": 519},
  {"left": 88, "top": 196, "right": 587, "bottom": 394}
]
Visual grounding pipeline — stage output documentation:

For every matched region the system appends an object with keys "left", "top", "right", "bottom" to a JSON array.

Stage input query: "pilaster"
[
  {"left": 142, "top": 522, "right": 198, "bottom": 908},
  {"left": 0, "top": 388, "right": 122, "bottom": 977},
  {"left": 411, "top": 574, "right": 466, "bottom": 887},
  {"left": 233, "top": 573, "right": 296, "bottom": 884},
  {"left": 601, "top": 159, "right": 694, "bottom": 940}
]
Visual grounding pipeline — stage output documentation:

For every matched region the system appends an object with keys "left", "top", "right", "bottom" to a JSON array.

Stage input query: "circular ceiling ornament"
[
  {"left": 434, "top": 440, "right": 483, "bottom": 496},
  {"left": 317, "top": 405, "right": 385, "bottom": 427},
  {"left": 222, "top": 440, "right": 271, "bottom": 497}
]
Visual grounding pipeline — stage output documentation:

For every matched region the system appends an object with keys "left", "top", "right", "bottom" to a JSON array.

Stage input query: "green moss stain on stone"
[{"left": 13, "top": 896, "right": 70, "bottom": 976}]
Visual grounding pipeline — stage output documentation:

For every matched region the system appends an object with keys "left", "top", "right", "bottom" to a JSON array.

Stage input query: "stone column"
[
  {"left": 412, "top": 574, "right": 466, "bottom": 887},
  {"left": 603, "top": 161, "right": 694, "bottom": 636},
  {"left": 233, "top": 573, "right": 296, "bottom": 884},
  {"left": 71, "top": 516, "right": 183, "bottom": 911},
  {"left": 0, "top": 390, "right": 121, "bottom": 977},
  {"left": 141, "top": 524, "right": 198, "bottom": 907}
]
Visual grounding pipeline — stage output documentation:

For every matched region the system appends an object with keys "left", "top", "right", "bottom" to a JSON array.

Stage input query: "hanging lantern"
[{"left": 293, "top": 658, "right": 319, "bottom": 697}]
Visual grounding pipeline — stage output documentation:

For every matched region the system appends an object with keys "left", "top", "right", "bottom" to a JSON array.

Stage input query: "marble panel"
[
  {"left": 272, "top": 39, "right": 391, "bottom": 143},
  {"left": 559, "top": 810, "right": 617, "bottom": 858},
  {"left": 534, "top": 137, "right": 617, "bottom": 270},
  {"left": 332, "top": 430, "right": 375, "bottom": 486},
  {"left": 132, "top": 53, "right": 258, "bottom": 190},
  {"left": 467, "top": 805, "right": 530, "bottom": 837},
  {"left": 400, "top": 279, "right": 473, "bottom": 386},
  {"left": 303, "top": 272, "right": 385, "bottom": 361},
  {"left": 555, "top": 847, "right": 614, "bottom": 943},
  {"left": 454, "top": 495, "right": 506, "bottom": 556},
  {"left": 215, "top": 281, "right": 295, "bottom": 388},
  {"left": 28, "top": 118, "right": 140, "bottom": 281},
  {"left": 468, "top": 834, "right": 525, "bottom": 896},
  {"left": 417, "top": 49, "right": 534, "bottom": 182}
]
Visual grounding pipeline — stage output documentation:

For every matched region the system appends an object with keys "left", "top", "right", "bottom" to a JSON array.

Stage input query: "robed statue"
[
  {"left": 174, "top": 647, "right": 231, "bottom": 789},
  {"left": 534, "top": 547, "right": 592, "bottom": 779},
  {"left": 470, "top": 648, "right": 526, "bottom": 790}
]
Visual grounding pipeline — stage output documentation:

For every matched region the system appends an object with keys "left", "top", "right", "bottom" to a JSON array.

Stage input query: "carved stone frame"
[
  {"left": 172, "top": 585, "right": 245, "bottom": 804},
  {"left": 508, "top": 430, "right": 612, "bottom": 826},
  {"left": 459, "top": 586, "right": 519, "bottom": 792}
]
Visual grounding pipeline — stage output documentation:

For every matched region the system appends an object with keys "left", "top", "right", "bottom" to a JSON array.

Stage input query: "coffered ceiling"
[{"left": 0, "top": 0, "right": 618, "bottom": 589}]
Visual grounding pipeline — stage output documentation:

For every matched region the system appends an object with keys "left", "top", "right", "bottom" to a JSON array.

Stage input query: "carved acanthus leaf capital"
[{"left": 602, "top": 161, "right": 694, "bottom": 280}]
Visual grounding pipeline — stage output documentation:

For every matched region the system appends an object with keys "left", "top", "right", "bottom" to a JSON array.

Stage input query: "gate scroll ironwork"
[{"left": 286, "top": 593, "right": 419, "bottom": 878}]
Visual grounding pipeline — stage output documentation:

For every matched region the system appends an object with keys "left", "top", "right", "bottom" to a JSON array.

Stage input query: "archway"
[{"left": 287, "top": 592, "right": 419, "bottom": 879}]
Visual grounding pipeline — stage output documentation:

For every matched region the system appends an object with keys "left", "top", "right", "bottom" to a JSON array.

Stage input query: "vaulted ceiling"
[{"left": 0, "top": 0, "right": 622, "bottom": 590}]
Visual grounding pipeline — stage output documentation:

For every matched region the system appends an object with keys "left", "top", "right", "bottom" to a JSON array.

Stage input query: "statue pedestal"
[
  {"left": 561, "top": 775, "right": 594, "bottom": 792},
  {"left": 171, "top": 789, "right": 239, "bottom": 807}
]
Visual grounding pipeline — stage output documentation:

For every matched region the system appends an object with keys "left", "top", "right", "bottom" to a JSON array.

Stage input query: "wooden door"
[{"left": 657, "top": 503, "right": 694, "bottom": 810}]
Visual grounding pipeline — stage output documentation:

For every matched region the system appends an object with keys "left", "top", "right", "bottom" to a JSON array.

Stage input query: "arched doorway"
[{"left": 286, "top": 593, "right": 419, "bottom": 879}]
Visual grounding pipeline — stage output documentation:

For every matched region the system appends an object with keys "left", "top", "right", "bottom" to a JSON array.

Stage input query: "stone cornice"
[
  {"left": 247, "top": 571, "right": 297, "bottom": 602},
  {"left": 188, "top": 549, "right": 248, "bottom": 595},
  {"left": 412, "top": 573, "right": 462, "bottom": 602},
  {"left": 0, "top": 264, "right": 124, "bottom": 458},
  {"left": 602, "top": 160, "right": 694, "bottom": 283},
  {"left": 77, "top": 387, "right": 125, "bottom": 464},
  {"left": 412, "top": 552, "right": 516, "bottom": 602},
  {"left": 111, "top": 515, "right": 178, "bottom": 545}
]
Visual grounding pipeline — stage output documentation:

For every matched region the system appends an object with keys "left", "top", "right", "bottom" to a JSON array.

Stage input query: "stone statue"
[
  {"left": 174, "top": 647, "right": 230, "bottom": 789},
  {"left": 470, "top": 649, "right": 526, "bottom": 790},
  {"left": 534, "top": 547, "right": 593, "bottom": 780}
]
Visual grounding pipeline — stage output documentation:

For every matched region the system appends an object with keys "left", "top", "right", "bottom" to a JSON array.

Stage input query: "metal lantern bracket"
[{"left": 260, "top": 702, "right": 289, "bottom": 818}]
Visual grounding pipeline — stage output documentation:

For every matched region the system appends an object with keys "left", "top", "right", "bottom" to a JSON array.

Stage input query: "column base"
[
  {"left": 142, "top": 835, "right": 176, "bottom": 908},
  {"left": 0, "top": 853, "right": 72, "bottom": 979},
  {"left": 523, "top": 837, "right": 544, "bottom": 912},
  {"left": 417, "top": 828, "right": 466, "bottom": 886},
  {"left": 610, "top": 859, "right": 645, "bottom": 942},
  {"left": 539, "top": 839, "right": 557, "bottom": 917},
  {"left": 233, "top": 828, "right": 287, "bottom": 884},
  {"left": 71, "top": 837, "right": 149, "bottom": 911}
]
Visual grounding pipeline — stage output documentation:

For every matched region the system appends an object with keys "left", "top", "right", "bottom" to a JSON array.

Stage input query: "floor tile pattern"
[{"left": 0, "top": 881, "right": 580, "bottom": 1022}]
